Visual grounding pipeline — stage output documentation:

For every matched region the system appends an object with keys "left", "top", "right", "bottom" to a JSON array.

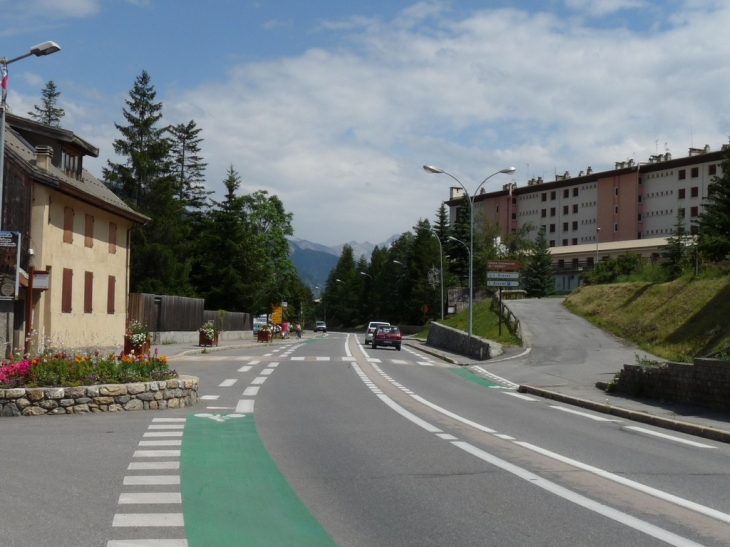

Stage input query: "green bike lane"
[{"left": 180, "top": 412, "right": 337, "bottom": 547}]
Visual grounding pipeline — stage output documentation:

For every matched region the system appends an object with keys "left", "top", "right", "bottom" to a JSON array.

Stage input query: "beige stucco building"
[{"left": 1, "top": 114, "right": 148, "bottom": 355}]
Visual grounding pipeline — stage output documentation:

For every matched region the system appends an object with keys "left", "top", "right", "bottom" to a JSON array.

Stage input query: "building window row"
[
  {"left": 62, "top": 207, "right": 117, "bottom": 254},
  {"left": 645, "top": 190, "right": 674, "bottom": 198},
  {"left": 61, "top": 268, "right": 117, "bottom": 315}
]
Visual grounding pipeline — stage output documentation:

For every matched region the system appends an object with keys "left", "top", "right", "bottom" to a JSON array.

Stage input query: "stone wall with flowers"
[{"left": 0, "top": 375, "right": 199, "bottom": 417}]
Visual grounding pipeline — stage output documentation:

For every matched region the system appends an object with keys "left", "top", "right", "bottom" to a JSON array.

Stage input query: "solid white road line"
[
  {"left": 118, "top": 493, "right": 181, "bottom": 504},
  {"left": 550, "top": 405, "right": 622, "bottom": 422},
  {"left": 410, "top": 394, "right": 497, "bottom": 434},
  {"left": 112, "top": 513, "right": 184, "bottom": 527},
  {"left": 624, "top": 426, "right": 716, "bottom": 448}
]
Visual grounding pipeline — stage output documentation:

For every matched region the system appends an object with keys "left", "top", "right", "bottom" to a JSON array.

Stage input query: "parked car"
[
  {"left": 371, "top": 325, "right": 402, "bottom": 351},
  {"left": 365, "top": 321, "right": 390, "bottom": 345},
  {"left": 314, "top": 321, "right": 327, "bottom": 333}
]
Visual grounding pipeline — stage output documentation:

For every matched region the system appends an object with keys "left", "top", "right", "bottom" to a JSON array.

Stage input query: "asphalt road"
[{"left": 2, "top": 325, "right": 730, "bottom": 546}]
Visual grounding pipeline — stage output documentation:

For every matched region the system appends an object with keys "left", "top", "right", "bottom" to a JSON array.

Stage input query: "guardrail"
[{"left": 493, "top": 292, "right": 522, "bottom": 341}]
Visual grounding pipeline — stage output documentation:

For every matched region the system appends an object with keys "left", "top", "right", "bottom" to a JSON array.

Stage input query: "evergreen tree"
[
  {"left": 662, "top": 214, "right": 691, "bottom": 280},
  {"left": 522, "top": 228, "right": 554, "bottom": 298},
  {"left": 697, "top": 143, "right": 730, "bottom": 261},
  {"left": 448, "top": 195, "right": 471, "bottom": 282},
  {"left": 167, "top": 120, "right": 211, "bottom": 215},
  {"left": 103, "top": 71, "right": 192, "bottom": 295},
  {"left": 28, "top": 81, "right": 65, "bottom": 126},
  {"left": 324, "top": 245, "right": 359, "bottom": 327}
]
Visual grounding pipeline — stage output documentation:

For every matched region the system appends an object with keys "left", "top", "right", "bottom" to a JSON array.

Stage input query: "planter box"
[
  {"left": 124, "top": 339, "right": 150, "bottom": 355},
  {"left": 257, "top": 330, "right": 272, "bottom": 343},
  {"left": 199, "top": 332, "right": 219, "bottom": 347}
]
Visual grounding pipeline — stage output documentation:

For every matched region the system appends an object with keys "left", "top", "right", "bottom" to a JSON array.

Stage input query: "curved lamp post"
[
  {"left": 359, "top": 272, "right": 373, "bottom": 280},
  {"left": 425, "top": 165, "right": 516, "bottom": 337},
  {"left": 0, "top": 41, "right": 61, "bottom": 228}
]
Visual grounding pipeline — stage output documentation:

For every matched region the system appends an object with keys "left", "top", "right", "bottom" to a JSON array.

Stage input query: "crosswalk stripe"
[
  {"left": 133, "top": 450, "right": 181, "bottom": 458},
  {"left": 124, "top": 476, "right": 180, "bottom": 486},
  {"left": 118, "top": 493, "right": 181, "bottom": 504},
  {"left": 107, "top": 540, "right": 187, "bottom": 546},
  {"left": 139, "top": 440, "right": 182, "bottom": 447},
  {"left": 143, "top": 432, "right": 183, "bottom": 437},
  {"left": 128, "top": 462, "right": 179, "bottom": 470},
  {"left": 219, "top": 379, "right": 238, "bottom": 387},
  {"left": 112, "top": 513, "right": 184, "bottom": 527}
]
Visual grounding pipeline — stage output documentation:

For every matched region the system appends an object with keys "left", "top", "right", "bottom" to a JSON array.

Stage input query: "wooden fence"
[
  {"left": 203, "top": 310, "right": 252, "bottom": 331},
  {"left": 129, "top": 293, "right": 238, "bottom": 332}
]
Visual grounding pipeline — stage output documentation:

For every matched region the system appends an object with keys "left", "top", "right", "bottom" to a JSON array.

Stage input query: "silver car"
[{"left": 364, "top": 321, "right": 390, "bottom": 345}]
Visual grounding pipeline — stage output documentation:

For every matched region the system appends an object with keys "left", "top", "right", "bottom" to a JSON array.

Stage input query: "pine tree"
[
  {"left": 167, "top": 120, "right": 211, "bottom": 214},
  {"left": 28, "top": 81, "right": 65, "bottom": 126},
  {"left": 522, "top": 227, "right": 554, "bottom": 298},
  {"left": 697, "top": 143, "right": 730, "bottom": 261},
  {"left": 662, "top": 214, "right": 690, "bottom": 280}
]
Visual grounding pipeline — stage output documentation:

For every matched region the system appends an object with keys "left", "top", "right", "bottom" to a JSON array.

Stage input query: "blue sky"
[{"left": 3, "top": 0, "right": 730, "bottom": 246}]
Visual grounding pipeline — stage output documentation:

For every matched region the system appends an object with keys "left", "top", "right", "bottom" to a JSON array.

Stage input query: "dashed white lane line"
[
  {"left": 551, "top": 405, "right": 623, "bottom": 422},
  {"left": 237, "top": 365, "right": 252, "bottom": 372},
  {"left": 219, "top": 379, "right": 238, "bottom": 387},
  {"left": 251, "top": 376, "right": 267, "bottom": 385},
  {"left": 268, "top": 362, "right": 279, "bottom": 367},
  {"left": 249, "top": 360, "right": 260, "bottom": 365},
  {"left": 243, "top": 387, "right": 260, "bottom": 396},
  {"left": 200, "top": 395, "right": 219, "bottom": 400},
  {"left": 235, "top": 356, "right": 255, "bottom": 360},
  {"left": 292, "top": 356, "right": 305, "bottom": 361},
  {"left": 236, "top": 399, "right": 255, "bottom": 413},
  {"left": 392, "top": 359, "right": 408, "bottom": 364},
  {"left": 260, "top": 369, "right": 274, "bottom": 375},
  {"left": 417, "top": 361, "right": 433, "bottom": 366},
  {"left": 316, "top": 356, "right": 330, "bottom": 361},
  {"left": 118, "top": 493, "right": 181, "bottom": 504},
  {"left": 123, "top": 475, "right": 180, "bottom": 486},
  {"left": 112, "top": 513, "right": 184, "bottom": 527},
  {"left": 623, "top": 426, "right": 716, "bottom": 448}
]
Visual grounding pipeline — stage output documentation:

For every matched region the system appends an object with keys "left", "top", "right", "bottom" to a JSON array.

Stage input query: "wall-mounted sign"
[
  {"left": 0, "top": 231, "right": 21, "bottom": 301},
  {"left": 33, "top": 270, "right": 50, "bottom": 290}
]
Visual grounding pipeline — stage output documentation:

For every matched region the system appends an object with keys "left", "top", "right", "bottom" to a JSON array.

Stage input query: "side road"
[{"left": 156, "top": 319, "right": 730, "bottom": 444}]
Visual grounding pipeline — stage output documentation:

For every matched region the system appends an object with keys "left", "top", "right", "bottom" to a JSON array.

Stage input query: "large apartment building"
[{"left": 446, "top": 144, "right": 726, "bottom": 292}]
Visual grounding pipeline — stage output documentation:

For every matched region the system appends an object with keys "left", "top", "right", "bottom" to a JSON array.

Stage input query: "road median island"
[{"left": 181, "top": 413, "right": 337, "bottom": 546}]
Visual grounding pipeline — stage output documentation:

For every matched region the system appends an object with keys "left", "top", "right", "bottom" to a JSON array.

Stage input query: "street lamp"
[
  {"left": 0, "top": 41, "right": 61, "bottom": 228},
  {"left": 426, "top": 165, "right": 516, "bottom": 337},
  {"left": 595, "top": 227, "right": 601, "bottom": 266},
  {"left": 414, "top": 225, "right": 444, "bottom": 320},
  {"left": 359, "top": 272, "right": 373, "bottom": 280}
]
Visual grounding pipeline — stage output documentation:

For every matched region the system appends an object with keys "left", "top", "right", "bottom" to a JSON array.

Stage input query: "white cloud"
[{"left": 564, "top": 0, "right": 649, "bottom": 17}]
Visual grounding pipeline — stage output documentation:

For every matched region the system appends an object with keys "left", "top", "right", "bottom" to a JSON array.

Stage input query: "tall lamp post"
[
  {"left": 424, "top": 165, "right": 516, "bottom": 337},
  {"left": 0, "top": 41, "right": 61, "bottom": 228},
  {"left": 414, "top": 225, "right": 444, "bottom": 320},
  {"left": 595, "top": 227, "right": 601, "bottom": 265}
]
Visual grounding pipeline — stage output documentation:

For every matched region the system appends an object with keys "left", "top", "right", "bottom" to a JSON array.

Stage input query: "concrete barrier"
[{"left": 426, "top": 322, "right": 491, "bottom": 361}]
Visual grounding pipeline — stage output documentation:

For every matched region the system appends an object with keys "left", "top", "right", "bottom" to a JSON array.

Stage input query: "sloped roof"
[{"left": 4, "top": 122, "right": 149, "bottom": 224}]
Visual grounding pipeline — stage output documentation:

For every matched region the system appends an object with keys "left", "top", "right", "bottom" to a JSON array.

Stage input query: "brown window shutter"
[
  {"left": 107, "top": 275, "right": 116, "bottom": 314},
  {"left": 84, "top": 271, "right": 93, "bottom": 313},
  {"left": 62, "top": 268, "right": 73, "bottom": 313},
  {"left": 64, "top": 208, "right": 74, "bottom": 244},
  {"left": 109, "top": 222, "right": 117, "bottom": 254},
  {"left": 85, "top": 214, "right": 94, "bottom": 248}
]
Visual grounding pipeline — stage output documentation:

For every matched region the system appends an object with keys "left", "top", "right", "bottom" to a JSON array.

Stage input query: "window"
[
  {"left": 678, "top": 169, "right": 686, "bottom": 180},
  {"left": 563, "top": 189, "right": 569, "bottom": 198},
  {"left": 709, "top": 164, "right": 717, "bottom": 176},
  {"left": 563, "top": 205, "right": 569, "bottom": 215},
  {"left": 614, "top": 187, "right": 619, "bottom": 196},
  {"left": 587, "top": 257, "right": 594, "bottom": 267},
  {"left": 572, "top": 221, "right": 578, "bottom": 230},
  {"left": 62, "top": 150, "right": 82, "bottom": 179},
  {"left": 63, "top": 207, "right": 74, "bottom": 244},
  {"left": 109, "top": 223, "right": 117, "bottom": 254},
  {"left": 107, "top": 276, "right": 116, "bottom": 314},
  {"left": 691, "top": 186, "right": 699, "bottom": 198},
  {"left": 549, "top": 224, "right": 556, "bottom": 233},
  {"left": 550, "top": 191, "right": 556, "bottom": 200},
  {"left": 638, "top": 195, "right": 642, "bottom": 203},
  {"left": 690, "top": 206, "right": 698, "bottom": 217},
  {"left": 512, "top": 197, "right": 517, "bottom": 204},
  {"left": 572, "top": 204, "right": 578, "bottom": 213},
  {"left": 541, "top": 193, "right": 547, "bottom": 202},
  {"left": 678, "top": 188, "right": 686, "bottom": 199},
  {"left": 563, "top": 222, "right": 569, "bottom": 231},
  {"left": 678, "top": 208, "right": 685, "bottom": 218},
  {"left": 549, "top": 240, "right": 555, "bottom": 247},
  {"left": 562, "top": 239, "right": 568, "bottom": 246},
  {"left": 84, "top": 271, "right": 93, "bottom": 313},
  {"left": 638, "top": 213, "right": 642, "bottom": 221},
  {"left": 614, "top": 206, "right": 618, "bottom": 214},
  {"left": 691, "top": 167, "right": 699, "bottom": 178},
  {"left": 573, "top": 188, "right": 579, "bottom": 197},
  {"left": 572, "top": 238, "right": 578, "bottom": 245},
  {"left": 511, "top": 213, "right": 517, "bottom": 220},
  {"left": 62, "top": 268, "right": 73, "bottom": 313},
  {"left": 572, "top": 258, "right": 579, "bottom": 268},
  {"left": 541, "top": 209, "right": 547, "bottom": 218},
  {"left": 496, "top": 205, "right": 499, "bottom": 213},
  {"left": 85, "top": 214, "right": 94, "bottom": 248},
  {"left": 614, "top": 223, "right": 618, "bottom": 232},
  {"left": 558, "top": 259, "right": 565, "bottom": 269},
  {"left": 550, "top": 207, "right": 556, "bottom": 217}
]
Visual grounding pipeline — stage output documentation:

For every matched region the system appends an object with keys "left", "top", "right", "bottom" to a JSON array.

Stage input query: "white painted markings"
[
  {"left": 624, "top": 426, "right": 716, "bottom": 448},
  {"left": 236, "top": 399, "right": 255, "bottom": 413},
  {"left": 108, "top": 540, "right": 187, "bottom": 547},
  {"left": 148, "top": 425, "right": 184, "bottom": 430},
  {"left": 128, "top": 462, "right": 179, "bottom": 470},
  {"left": 237, "top": 365, "right": 252, "bottom": 372},
  {"left": 243, "top": 387, "right": 260, "bottom": 396},
  {"left": 291, "top": 356, "right": 305, "bottom": 361},
  {"left": 551, "top": 405, "right": 622, "bottom": 422},
  {"left": 113, "top": 513, "right": 184, "bottom": 527},
  {"left": 200, "top": 395, "right": 219, "bottom": 400},
  {"left": 133, "top": 450, "right": 181, "bottom": 458},
  {"left": 251, "top": 376, "right": 267, "bottom": 385},
  {"left": 143, "top": 431, "right": 183, "bottom": 438},
  {"left": 218, "top": 379, "right": 238, "bottom": 387},
  {"left": 119, "top": 493, "right": 182, "bottom": 505},
  {"left": 260, "top": 369, "right": 274, "bottom": 375},
  {"left": 502, "top": 392, "right": 538, "bottom": 401},
  {"left": 138, "top": 440, "right": 181, "bottom": 447},
  {"left": 123, "top": 475, "right": 180, "bottom": 486}
]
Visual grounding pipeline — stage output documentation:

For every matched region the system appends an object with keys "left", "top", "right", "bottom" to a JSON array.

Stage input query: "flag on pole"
[{"left": 1, "top": 65, "right": 7, "bottom": 104}]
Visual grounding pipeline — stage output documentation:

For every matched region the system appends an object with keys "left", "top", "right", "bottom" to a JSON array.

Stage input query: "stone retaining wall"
[
  {"left": 615, "top": 359, "right": 730, "bottom": 411},
  {"left": 0, "top": 375, "right": 199, "bottom": 417},
  {"left": 426, "top": 322, "right": 492, "bottom": 361}
]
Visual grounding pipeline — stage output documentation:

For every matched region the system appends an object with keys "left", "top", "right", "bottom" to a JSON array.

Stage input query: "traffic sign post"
[
  {"left": 487, "top": 271, "right": 520, "bottom": 280},
  {"left": 486, "top": 280, "right": 520, "bottom": 287}
]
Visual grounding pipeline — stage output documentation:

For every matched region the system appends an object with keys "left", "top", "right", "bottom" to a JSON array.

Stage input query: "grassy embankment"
[
  {"left": 564, "top": 274, "right": 730, "bottom": 362},
  {"left": 415, "top": 299, "right": 523, "bottom": 347}
]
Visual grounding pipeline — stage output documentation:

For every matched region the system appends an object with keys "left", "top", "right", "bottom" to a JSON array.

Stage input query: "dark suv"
[{"left": 371, "top": 325, "right": 402, "bottom": 351}]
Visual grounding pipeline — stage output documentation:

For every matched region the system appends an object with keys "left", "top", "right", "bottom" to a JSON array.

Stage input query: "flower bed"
[{"left": 0, "top": 350, "right": 197, "bottom": 417}]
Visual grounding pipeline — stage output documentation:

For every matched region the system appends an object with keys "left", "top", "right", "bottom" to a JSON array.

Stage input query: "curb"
[
  {"left": 403, "top": 341, "right": 461, "bottom": 365},
  {"left": 518, "top": 385, "right": 730, "bottom": 445}
]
